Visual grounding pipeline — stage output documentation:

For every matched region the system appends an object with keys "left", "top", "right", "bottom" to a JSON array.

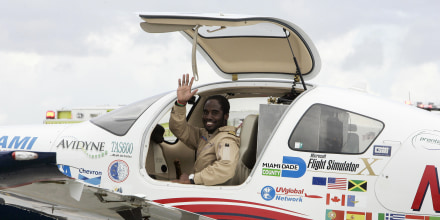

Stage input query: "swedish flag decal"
[{"left": 348, "top": 180, "right": 367, "bottom": 192}]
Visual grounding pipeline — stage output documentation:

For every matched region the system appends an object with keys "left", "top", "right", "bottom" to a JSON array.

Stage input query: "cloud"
[
  {"left": 0, "top": 14, "right": 214, "bottom": 125},
  {"left": 312, "top": 23, "right": 412, "bottom": 99},
  {"left": 2, "top": 1, "right": 440, "bottom": 125},
  {"left": 390, "top": 62, "right": 440, "bottom": 103}
]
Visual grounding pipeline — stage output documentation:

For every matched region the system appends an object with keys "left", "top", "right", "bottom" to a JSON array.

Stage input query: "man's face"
[{"left": 202, "top": 99, "right": 229, "bottom": 134}]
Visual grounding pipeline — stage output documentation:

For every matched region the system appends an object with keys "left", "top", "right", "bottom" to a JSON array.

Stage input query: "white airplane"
[{"left": 1, "top": 12, "right": 439, "bottom": 220}]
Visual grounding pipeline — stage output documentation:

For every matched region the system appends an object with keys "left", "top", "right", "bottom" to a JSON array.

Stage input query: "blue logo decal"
[
  {"left": 0, "top": 136, "right": 38, "bottom": 150},
  {"left": 373, "top": 145, "right": 391, "bottom": 156},
  {"left": 108, "top": 160, "right": 129, "bottom": 183},
  {"left": 114, "top": 187, "right": 123, "bottom": 193},
  {"left": 261, "top": 186, "right": 275, "bottom": 201},
  {"left": 78, "top": 174, "right": 101, "bottom": 185},
  {"left": 281, "top": 156, "right": 306, "bottom": 178},
  {"left": 58, "top": 165, "right": 72, "bottom": 177}
]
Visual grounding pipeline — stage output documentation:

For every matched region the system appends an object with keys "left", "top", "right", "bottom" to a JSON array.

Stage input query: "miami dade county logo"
[
  {"left": 261, "top": 186, "right": 276, "bottom": 201},
  {"left": 262, "top": 156, "right": 306, "bottom": 178},
  {"left": 282, "top": 156, "right": 306, "bottom": 178},
  {"left": 108, "top": 160, "right": 129, "bottom": 183}
]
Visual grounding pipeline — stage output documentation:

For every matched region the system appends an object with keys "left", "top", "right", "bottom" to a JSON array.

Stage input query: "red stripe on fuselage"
[
  {"left": 175, "top": 204, "right": 309, "bottom": 219},
  {"left": 154, "top": 197, "right": 309, "bottom": 219}
]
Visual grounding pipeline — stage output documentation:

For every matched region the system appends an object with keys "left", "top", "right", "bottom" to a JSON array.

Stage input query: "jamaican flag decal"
[{"left": 348, "top": 180, "right": 367, "bottom": 192}]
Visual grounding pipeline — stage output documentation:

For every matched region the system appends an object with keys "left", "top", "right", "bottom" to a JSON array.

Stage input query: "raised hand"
[{"left": 177, "top": 73, "right": 198, "bottom": 104}]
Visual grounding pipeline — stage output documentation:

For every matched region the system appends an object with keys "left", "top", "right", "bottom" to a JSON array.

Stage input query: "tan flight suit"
[{"left": 169, "top": 104, "right": 240, "bottom": 186}]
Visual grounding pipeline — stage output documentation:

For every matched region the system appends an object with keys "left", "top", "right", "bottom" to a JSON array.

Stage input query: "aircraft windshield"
[{"left": 91, "top": 93, "right": 165, "bottom": 136}]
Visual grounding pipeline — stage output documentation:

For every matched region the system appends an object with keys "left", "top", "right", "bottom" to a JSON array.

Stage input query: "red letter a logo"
[{"left": 411, "top": 165, "right": 440, "bottom": 211}]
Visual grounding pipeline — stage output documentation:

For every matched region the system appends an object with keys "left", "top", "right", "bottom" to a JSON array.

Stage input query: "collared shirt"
[{"left": 169, "top": 104, "right": 240, "bottom": 186}]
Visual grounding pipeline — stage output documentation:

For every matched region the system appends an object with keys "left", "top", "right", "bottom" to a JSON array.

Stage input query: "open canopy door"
[{"left": 139, "top": 12, "right": 320, "bottom": 82}]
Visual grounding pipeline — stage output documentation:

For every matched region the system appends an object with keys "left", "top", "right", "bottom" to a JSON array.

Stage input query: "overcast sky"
[{"left": 1, "top": 0, "right": 440, "bottom": 125}]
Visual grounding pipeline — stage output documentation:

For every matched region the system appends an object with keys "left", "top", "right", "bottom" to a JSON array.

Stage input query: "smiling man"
[{"left": 169, "top": 74, "right": 240, "bottom": 186}]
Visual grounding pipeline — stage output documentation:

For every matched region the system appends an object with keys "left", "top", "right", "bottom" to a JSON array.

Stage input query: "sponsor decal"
[
  {"left": 261, "top": 186, "right": 276, "bottom": 201},
  {"left": 259, "top": 185, "right": 320, "bottom": 202},
  {"left": 78, "top": 168, "right": 102, "bottom": 185},
  {"left": 110, "top": 141, "right": 133, "bottom": 158},
  {"left": 274, "top": 195, "right": 303, "bottom": 203},
  {"left": 308, "top": 154, "right": 381, "bottom": 176},
  {"left": 108, "top": 160, "right": 129, "bottom": 183},
  {"left": 276, "top": 187, "right": 304, "bottom": 195},
  {"left": 281, "top": 156, "right": 306, "bottom": 178},
  {"left": 79, "top": 168, "right": 102, "bottom": 176},
  {"left": 412, "top": 131, "right": 440, "bottom": 150},
  {"left": 0, "top": 136, "right": 38, "bottom": 150},
  {"left": 262, "top": 162, "right": 280, "bottom": 169},
  {"left": 276, "top": 186, "right": 321, "bottom": 199},
  {"left": 308, "top": 158, "right": 360, "bottom": 172},
  {"left": 348, "top": 180, "right": 367, "bottom": 192},
  {"left": 412, "top": 165, "right": 440, "bottom": 212},
  {"left": 327, "top": 177, "right": 347, "bottom": 190},
  {"left": 59, "top": 164, "right": 72, "bottom": 177},
  {"left": 113, "top": 187, "right": 123, "bottom": 193},
  {"left": 308, "top": 154, "right": 360, "bottom": 172},
  {"left": 262, "top": 156, "right": 306, "bottom": 178},
  {"left": 57, "top": 165, "right": 102, "bottom": 186},
  {"left": 325, "top": 209, "right": 344, "bottom": 220},
  {"left": 356, "top": 158, "right": 381, "bottom": 176},
  {"left": 373, "top": 145, "right": 392, "bottom": 157},
  {"left": 78, "top": 174, "right": 101, "bottom": 185},
  {"left": 262, "top": 168, "right": 281, "bottom": 177},
  {"left": 56, "top": 136, "right": 107, "bottom": 159},
  {"left": 310, "top": 153, "right": 327, "bottom": 159}
]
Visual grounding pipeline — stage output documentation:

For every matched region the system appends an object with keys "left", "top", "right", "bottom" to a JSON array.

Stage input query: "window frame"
[{"left": 287, "top": 103, "right": 385, "bottom": 154}]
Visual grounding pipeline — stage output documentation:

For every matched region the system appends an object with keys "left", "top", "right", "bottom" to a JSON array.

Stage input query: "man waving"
[{"left": 170, "top": 74, "right": 240, "bottom": 186}]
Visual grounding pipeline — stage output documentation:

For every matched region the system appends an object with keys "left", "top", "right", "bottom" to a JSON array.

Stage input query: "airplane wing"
[
  {"left": 0, "top": 151, "right": 67, "bottom": 189},
  {"left": 2, "top": 179, "right": 212, "bottom": 220},
  {"left": 0, "top": 151, "right": 211, "bottom": 220}
]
